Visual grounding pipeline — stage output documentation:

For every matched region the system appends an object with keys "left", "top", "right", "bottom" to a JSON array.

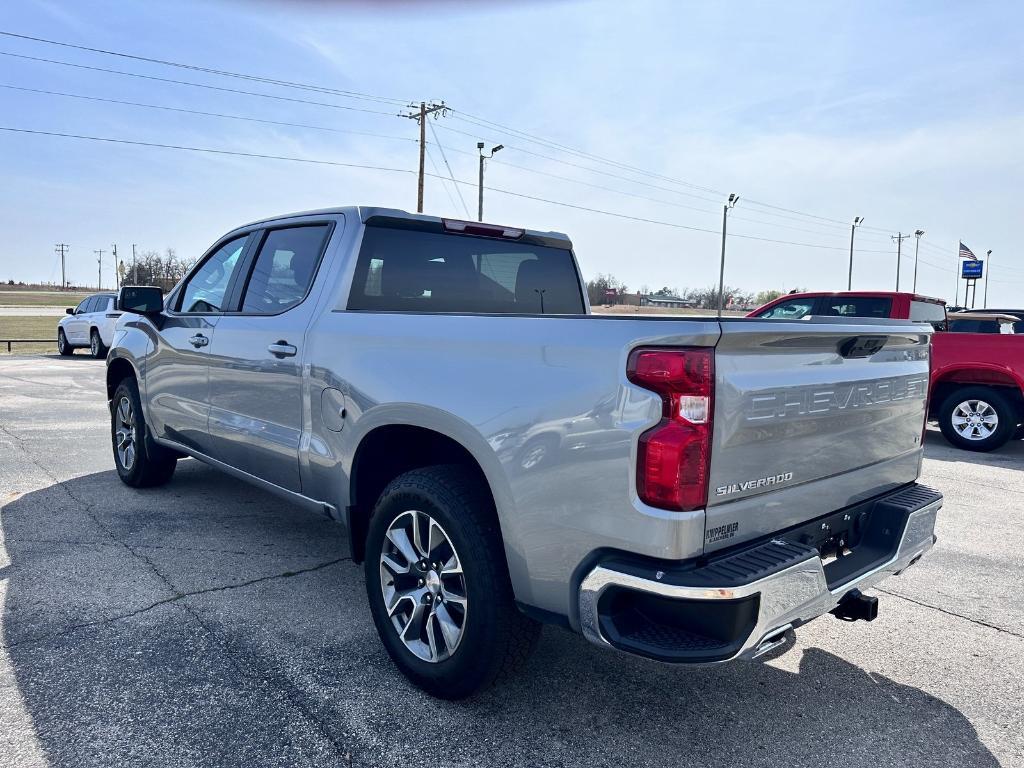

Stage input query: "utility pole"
[
  {"left": 847, "top": 216, "right": 863, "bottom": 290},
  {"left": 891, "top": 232, "right": 912, "bottom": 291},
  {"left": 94, "top": 249, "right": 105, "bottom": 290},
  {"left": 402, "top": 101, "right": 448, "bottom": 213},
  {"left": 717, "top": 193, "right": 739, "bottom": 318},
  {"left": 477, "top": 142, "right": 504, "bottom": 221},
  {"left": 55, "top": 243, "right": 69, "bottom": 289},
  {"left": 112, "top": 244, "right": 119, "bottom": 290},
  {"left": 132, "top": 243, "right": 137, "bottom": 284},
  {"left": 984, "top": 249, "right": 992, "bottom": 308},
  {"left": 912, "top": 230, "right": 925, "bottom": 293}
]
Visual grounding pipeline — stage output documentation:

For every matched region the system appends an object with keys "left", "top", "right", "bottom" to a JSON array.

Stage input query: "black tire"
[
  {"left": 57, "top": 329, "right": 74, "bottom": 356},
  {"left": 111, "top": 377, "right": 178, "bottom": 487},
  {"left": 938, "top": 386, "right": 1017, "bottom": 452},
  {"left": 90, "top": 329, "right": 108, "bottom": 359},
  {"left": 364, "top": 465, "right": 540, "bottom": 699}
]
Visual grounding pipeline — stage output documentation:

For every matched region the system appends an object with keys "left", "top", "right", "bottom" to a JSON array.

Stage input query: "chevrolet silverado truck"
[
  {"left": 106, "top": 208, "right": 942, "bottom": 699},
  {"left": 751, "top": 291, "right": 1024, "bottom": 452}
]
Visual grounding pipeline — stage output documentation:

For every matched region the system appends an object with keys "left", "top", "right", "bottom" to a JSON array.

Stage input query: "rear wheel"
[
  {"left": 111, "top": 377, "right": 177, "bottom": 486},
  {"left": 57, "top": 329, "right": 74, "bottom": 356},
  {"left": 938, "top": 386, "right": 1017, "bottom": 452},
  {"left": 90, "top": 329, "right": 108, "bottom": 359},
  {"left": 364, "top": 465, "right": 540, "bottom": 699}
]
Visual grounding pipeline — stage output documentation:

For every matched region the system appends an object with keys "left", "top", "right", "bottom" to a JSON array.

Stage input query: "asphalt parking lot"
[{"left": 1, "top": 355, "right": 1022, "bottom": 768}]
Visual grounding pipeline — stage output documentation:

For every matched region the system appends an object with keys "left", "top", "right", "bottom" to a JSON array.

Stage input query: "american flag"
[{"left": 959, "top": 241, "right": 978, "bottom": 260}]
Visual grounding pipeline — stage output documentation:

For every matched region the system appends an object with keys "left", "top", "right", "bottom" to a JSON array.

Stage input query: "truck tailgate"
[{"left": 704, "top": 318, "right": 930, "bottom": 553}]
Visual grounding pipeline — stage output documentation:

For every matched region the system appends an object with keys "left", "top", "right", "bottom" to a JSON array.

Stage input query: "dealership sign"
[{"left": 962, "top": 260, "right": 984, "bottom": 279}]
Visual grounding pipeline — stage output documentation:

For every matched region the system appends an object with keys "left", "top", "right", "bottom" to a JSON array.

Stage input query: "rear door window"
[
  {"left": 239, "top": 225, "right": 330, "bottom": 314},
  {"left": 756, "top": 298, "right": 816, "bottom": 319},
  {"left": 820, "top": 297, "right": 893, "bottom": 318},
  {"left": 348, "top": 225, "right": 584, "bottom": 314}
]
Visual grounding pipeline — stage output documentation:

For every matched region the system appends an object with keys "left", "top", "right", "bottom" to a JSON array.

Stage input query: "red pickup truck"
[{"left": 750, "top": 291, "right": 1024, "bottom": 452}]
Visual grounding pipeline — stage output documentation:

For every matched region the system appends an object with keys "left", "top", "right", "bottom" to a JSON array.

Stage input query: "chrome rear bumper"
[{"left": 578, "top": 485, "right": 941, "bottom": 663}]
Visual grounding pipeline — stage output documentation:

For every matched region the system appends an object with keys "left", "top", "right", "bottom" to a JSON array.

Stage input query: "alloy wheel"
[
  {"left": 115, "top": 396, "right": 137, "bottom": 470},
  {"left": 951, "top": 399, "right": 998, "bottom": 441},
  {"left": 379, "top": 509, "right": 467, "bottom": 663}
]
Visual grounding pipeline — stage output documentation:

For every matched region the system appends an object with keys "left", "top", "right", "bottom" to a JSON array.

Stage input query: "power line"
[
  {"left": 0, "top": 30, "right": 957, "bottom": 245},
  {"left": 427, "top": 119, "right": 470, "bottom": 218},
  {"left": 478, "top": 150, "right": 901, "bottom": 243},
  {"left": 0, "top": 124, "right": 972, "bottom": 263},
  {"left": 432, "top": 121, "right": 906, "bottom": 241},
  {"left": 432, "top": 121, "right": 727, "bottom": 207},
  {"left": 0, "top": 50, "right": 399, "bottom": 116},
  {"left": 0, "top": 83, "right": 418, "bottom": 142},
  {"left": 449, "top": 109, "right": 724, "bottom": 196},
  {"left": 424, "top": 143, "right": 460, "bottom": 216},
  {"left": 0, "top": 29, "right": 410, "bottom": 106},
  {"left": 0, "top": 125, "right": 415, "bottom": 174},
  {"left": 2, "top": 73, "right": 914, "bottom": 245}
]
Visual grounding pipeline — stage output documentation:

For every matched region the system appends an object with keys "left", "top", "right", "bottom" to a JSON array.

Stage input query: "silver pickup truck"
[{"left": 106, "top": 207, "right": 942, "bottom": 699}]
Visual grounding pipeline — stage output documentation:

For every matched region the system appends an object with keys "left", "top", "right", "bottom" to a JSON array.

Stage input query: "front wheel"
[
  {"left": 364, "top": 465, "right": 540, "bottom": 699},
  {"left": 111, "top": 378, "right": 177, "bottom": 486},
  {"left": 57, "top": 329, "right": 74, "bottom": 356},
  {"left": 938, "top": 386, "right": 1017, "bottom": 452}
]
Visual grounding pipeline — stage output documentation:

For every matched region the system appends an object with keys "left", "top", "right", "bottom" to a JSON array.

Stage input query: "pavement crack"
[
  {"left": 875, "top": 587, "right": 1024, "bottom": 640},
  {"left": 0, "top": 556, "right": 349, "bottom": 651}
]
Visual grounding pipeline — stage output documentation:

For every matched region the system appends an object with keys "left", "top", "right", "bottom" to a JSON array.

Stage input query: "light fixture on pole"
[
  {"left": 477, "top": 142, "right": 503, "bottom": 222},
  {"left": 847, "top": 216, "right": 864, "bottom": 290},
  {"left": 912, "top": 230, "right": 925, "bottom": 293},
  {"left": 717, "top": 193, "right": 739, "bottom": 318}
]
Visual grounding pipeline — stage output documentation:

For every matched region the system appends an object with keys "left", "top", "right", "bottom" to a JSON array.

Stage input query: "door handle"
[
  {"left": 267, "top": 340, "right": 297, "bottom": 359},
  {"left": 188, "top": 333, "right": 209, "bottom": 348}
]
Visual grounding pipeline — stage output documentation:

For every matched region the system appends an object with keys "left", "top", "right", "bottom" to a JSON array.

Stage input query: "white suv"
[{"left": 57, "top": 292, "right": 119, "bottom": 358}]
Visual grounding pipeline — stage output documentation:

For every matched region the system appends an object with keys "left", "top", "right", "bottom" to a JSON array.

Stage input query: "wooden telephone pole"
[{"left": 402, "top": 101, "right": 448, "bottom": 213}]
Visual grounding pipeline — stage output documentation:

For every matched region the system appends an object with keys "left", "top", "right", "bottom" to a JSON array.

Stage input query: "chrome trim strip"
[{"left": 578, "top": 497, "right": 940, "bottom": 663}]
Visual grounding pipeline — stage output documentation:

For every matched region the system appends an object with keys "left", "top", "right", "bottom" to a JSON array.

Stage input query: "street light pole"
[
  {"left": 847, "top": 216, "right": 863, "bottom": 290},
  {"left": 984, "top": 249, "right": 992, "bottom": 308},
  {"left": 717, "top": 193, "right": 739, "bottom": 318},
  {"left": 477, "top": 142, "right": 503, "bottom": 221},
  {"left": 912, "top": 230, "right": 925, "bottom": 293}
]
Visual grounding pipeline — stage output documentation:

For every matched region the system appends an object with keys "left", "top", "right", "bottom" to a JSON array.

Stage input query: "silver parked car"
[
  {"left": 57, "top": 292, "right": 119, "bottom": 358},
  {"left": 105, "top": 207, "right": 942, "bottom": 698}
]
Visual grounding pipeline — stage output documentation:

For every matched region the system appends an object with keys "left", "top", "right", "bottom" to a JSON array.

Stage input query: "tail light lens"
[{"left": 627, "top": 347, "right": 714, "bottom": 511}]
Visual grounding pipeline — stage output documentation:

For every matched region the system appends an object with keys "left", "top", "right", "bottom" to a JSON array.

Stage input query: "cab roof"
[{"left": 234, "top": 206, "right": 572, "bottom": 245}]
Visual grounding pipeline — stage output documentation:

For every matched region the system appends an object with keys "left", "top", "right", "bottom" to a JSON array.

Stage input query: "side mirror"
[
  {"left": 65, "top": 307, "right": 74, "bottom": 315},
  {"left": 118, "top": 285, "right": 164, "bottom": 315}
]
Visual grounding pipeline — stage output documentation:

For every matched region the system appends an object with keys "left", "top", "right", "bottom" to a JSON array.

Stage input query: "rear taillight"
[{"left": 627, "top": 347, "right": 714, "bottom": 511}]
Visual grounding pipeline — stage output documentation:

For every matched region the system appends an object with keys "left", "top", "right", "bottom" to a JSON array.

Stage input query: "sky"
[{"left": 0, "top": 0, "right": 1021, "bottom": 305}]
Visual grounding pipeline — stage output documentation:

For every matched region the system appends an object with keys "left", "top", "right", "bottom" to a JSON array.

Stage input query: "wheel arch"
[
  {"left": 930, "top": 367, "right": 1024, "bottom": 418},
  {"left": 347, "top": 421, "right": 508, "bottom": 565},
  {"left": 106, "top": 355, "right": 139, "bottom": 403}
]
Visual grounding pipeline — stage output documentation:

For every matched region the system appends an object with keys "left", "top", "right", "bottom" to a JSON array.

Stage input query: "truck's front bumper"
[{"left": 578, "top": 484, "right": 941, "bottom": 664}]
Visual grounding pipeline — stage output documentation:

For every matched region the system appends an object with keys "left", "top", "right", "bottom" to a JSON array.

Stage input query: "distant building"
[{"left": 641, "top": 293, "right": 693, "bottom": 309}]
